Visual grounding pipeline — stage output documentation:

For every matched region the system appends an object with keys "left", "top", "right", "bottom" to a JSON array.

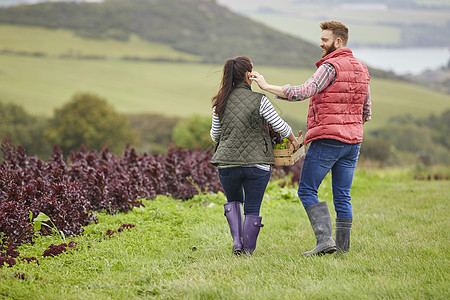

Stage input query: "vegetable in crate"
[
  {"left": 269, "top": 124, "right": 285, "bottom": 148},
  {"left": 273, "top": 138, "right": 289, "bottom": 149}
]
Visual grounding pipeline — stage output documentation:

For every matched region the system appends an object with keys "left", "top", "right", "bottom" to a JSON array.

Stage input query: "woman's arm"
[
  {"left": 260, "top": 96, "right": 300, "bottom": 150},
  {"left": 210, "top": 107, "right": 221, "bottom": 142}
]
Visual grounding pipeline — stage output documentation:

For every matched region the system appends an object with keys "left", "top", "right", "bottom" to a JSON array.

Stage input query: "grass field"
[
  {"left": 241, "top": 2, "right": 449, "bottom": 47},
  {"left": 1, "top": 54, "right": 450, "bottom": 133},
  {"left": 246, "top": 14, "right": 401, "bottom": 47},
  {"left": 241, "top": 3, "right": 450, "bottom": 47},
  {"left": 0, "top": 168, "right": 448, "bottom": 299},
  {"left": 1, "top": 24, "right": 450, "bottom": 132},
  {"left": 0, "top": 25, "right": 201, "bottom": 61}
]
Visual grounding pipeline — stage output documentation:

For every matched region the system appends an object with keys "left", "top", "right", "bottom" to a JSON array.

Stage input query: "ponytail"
[{"left": 211, "top": 56, "right": 253, "bottom": 116}]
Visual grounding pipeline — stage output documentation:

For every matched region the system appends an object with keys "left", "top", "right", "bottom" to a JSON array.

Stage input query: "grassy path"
[{"left": 1, "top": 169, "right": 449, "bottom": 299}]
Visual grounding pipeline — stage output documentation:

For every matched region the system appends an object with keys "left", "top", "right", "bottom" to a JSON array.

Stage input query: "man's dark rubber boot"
[
  {"left": 303, "top": 202, "right": 336, "bottom": 257},
  {"left": 224, "top": 201, "right": 244, "bottom": 255},
  {"left": 242, "top": 215, "right": 264, "bottom": 255},
  {"left": 335, "top": 218, "right": 352, "bottom": 254}
]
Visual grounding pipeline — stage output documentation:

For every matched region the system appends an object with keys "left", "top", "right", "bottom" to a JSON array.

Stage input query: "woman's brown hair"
[{"left": 211, "top": 56, "right": 253, "bottom": 116}]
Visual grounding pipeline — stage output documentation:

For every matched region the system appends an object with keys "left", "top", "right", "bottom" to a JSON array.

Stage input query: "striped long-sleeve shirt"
[
  {"left": 278, "top": 63, "right": 372, "bottom": 122},
  {"left": 210, "top": 95, "right": 293, "bottom": 170}
]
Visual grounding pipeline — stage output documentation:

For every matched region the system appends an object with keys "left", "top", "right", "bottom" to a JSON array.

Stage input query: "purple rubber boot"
[
  {"left": 224, "top": 201, "right": 244, "bottom": 255},
  {"left": 243, "top": 215, "right": 264, "bottom": 255}
]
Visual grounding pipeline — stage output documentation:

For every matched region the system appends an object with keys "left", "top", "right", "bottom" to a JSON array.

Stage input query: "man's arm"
[
  {"left": 249, "top": 72, "right": 287, "bottom": 98},
  {"left": 363, "top": 87, "right": 372, "bottom": 123},
  {"left": 251, "top": 64, "right": 336, "bottom": 101}
]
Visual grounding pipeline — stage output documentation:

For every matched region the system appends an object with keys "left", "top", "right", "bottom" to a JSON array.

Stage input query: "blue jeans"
[
  {"left": 298, "top": 139, "right": 361, "bottom": 219},
  {"left": 218, "top": 166, "right": 271, "bottom": 216}
]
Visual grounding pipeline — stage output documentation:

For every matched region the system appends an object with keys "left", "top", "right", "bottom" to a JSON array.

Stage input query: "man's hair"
[{"left": 320, "top": 21, "right": 349, "bottom": 46}]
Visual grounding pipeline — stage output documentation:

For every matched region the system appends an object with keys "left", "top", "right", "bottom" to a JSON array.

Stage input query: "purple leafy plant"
[{"left": 1, "top": 138, "right": 224, "bottom": 253}]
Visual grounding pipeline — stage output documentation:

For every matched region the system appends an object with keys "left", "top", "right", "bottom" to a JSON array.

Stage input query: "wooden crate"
[{"left": 273, "top": 131, "right": 306, "bottom": 166}]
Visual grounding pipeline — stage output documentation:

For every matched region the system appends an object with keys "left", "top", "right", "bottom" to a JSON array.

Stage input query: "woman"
[{"left": 210, "top": 56, "right": 300, "bottom": 255}]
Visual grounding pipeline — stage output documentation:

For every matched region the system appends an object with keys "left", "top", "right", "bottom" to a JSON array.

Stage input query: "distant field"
[
  {"left": 284, "top": 5, "right": 450, "bottom": 27},
  {"left": 0, "top": 25, "right": 201, "bottom": 61},
  {"left": 1, "top": 54, "right": 450, "bottom": 133},
  {"left": 244, "top": 3, "right": 449, "bottom": 47},
  {"left": 247, "top": 14, "right": 401, "bottom": 47}
]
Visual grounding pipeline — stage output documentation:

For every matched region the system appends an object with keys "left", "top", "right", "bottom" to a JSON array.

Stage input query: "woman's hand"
[
  {"left": 287, "top": 132, "right": 301, "bottom": 151},
  {"left": 291, "top": 139, "right": 301, "bottom": 151}
]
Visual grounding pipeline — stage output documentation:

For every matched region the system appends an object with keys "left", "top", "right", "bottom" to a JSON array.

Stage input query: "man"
[{"left": 250, "top": 21, "right": 371, "bottom": 256}]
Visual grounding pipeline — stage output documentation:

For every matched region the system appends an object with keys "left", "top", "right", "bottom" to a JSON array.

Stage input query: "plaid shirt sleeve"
[
  {"left": 277, "top": 63, "right": 336, "bottom": 101},
  {"left": 363, "top": 87, "right": 372, "bottom": 122}
]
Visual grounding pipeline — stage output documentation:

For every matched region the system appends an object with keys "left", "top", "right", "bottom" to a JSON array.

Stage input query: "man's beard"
[{"left": 322, "top": 44, "right": 337, "bottom": 58}]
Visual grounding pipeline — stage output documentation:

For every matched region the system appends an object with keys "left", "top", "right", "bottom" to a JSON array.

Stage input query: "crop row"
[
  {"left": 0, "top": 136, "right": 301, "bottom": 259},
  {"left": 0, "top": 138, "right": 222, "bottom": 250}
]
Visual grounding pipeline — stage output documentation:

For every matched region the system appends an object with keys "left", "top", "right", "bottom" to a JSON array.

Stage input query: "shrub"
[
  {"left": 127, "top": 113, "right": 181, "bottom": 154},
  {"left": 45, "top": 92, "right": 137, "bottom": 157},
  {"left": 0, "top": 101, "right": 50, "bottom": 160},
  {"left": 172, "top": 114, "right": 215, "bottom": 151}
]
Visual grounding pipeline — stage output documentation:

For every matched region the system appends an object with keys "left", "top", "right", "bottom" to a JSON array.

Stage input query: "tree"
[
  {"left": 0, "top": 101, "right": 50, "bottom": 159},
  {"left": 127, "top": 113, "right": 181, "bottom": 154},
  {"left": 45, "top": 92, "right": 136, "bottom": 156},
  {"left": 172, "top": 114, "right": 215, "bottom": 151},
  {"left": 360, "top": 135, "right": 391, "bottom": 163}
]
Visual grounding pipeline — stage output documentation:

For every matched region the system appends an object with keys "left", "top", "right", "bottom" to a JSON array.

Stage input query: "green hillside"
[
  {"left": 0, "top": 0, "right": 448, "bottom": 137},
  {"left": 2, "top": 54, "right": 449, "bottom": 133},
  {"left": 0, "top": 0, "right": 320, "bottom": 68},
  {"left": 0, "top": 25, "right": 201, "bottom": 61}
]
